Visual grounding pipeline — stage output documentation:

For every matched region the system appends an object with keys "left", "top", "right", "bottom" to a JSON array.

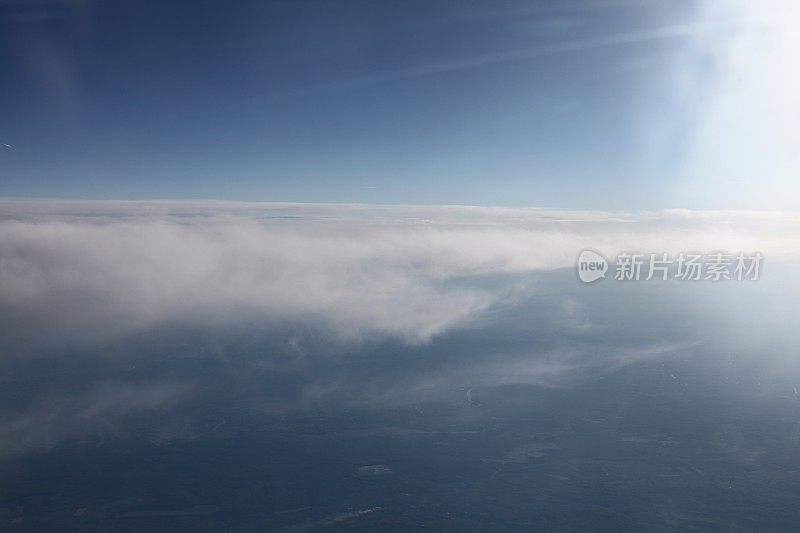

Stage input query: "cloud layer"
[{"left": 1, "top": 200, "right": 798, "bottom": 351}]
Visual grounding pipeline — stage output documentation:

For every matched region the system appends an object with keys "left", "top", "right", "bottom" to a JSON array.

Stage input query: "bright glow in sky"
[{"left": 669, "top": 0, "right": 800, "bottom": 207}]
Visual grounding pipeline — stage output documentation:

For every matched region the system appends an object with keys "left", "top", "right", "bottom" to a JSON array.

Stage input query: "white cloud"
[{"left": 0, "top": 200, "right": 798, "bottom": 350}]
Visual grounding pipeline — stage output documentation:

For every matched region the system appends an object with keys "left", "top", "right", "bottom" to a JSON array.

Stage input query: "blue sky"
[{"left": 1, "top": 0, "right": 797, "bottom": 208}]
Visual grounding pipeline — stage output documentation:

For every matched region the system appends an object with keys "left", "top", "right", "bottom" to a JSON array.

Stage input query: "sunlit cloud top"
[{"left": 1, "top": 200, "right": 798, "bottom": 352}]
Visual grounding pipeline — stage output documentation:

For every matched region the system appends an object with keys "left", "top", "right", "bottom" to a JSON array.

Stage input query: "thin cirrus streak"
[{"left": 249, "top": 21, "right": 741, "bottom": 103}]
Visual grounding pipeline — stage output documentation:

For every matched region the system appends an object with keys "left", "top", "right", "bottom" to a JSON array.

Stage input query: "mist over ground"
[{"left": 1, "top": 201, "right": 800, "bottom": 529}]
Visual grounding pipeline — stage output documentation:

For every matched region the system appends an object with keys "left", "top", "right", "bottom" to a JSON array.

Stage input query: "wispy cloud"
[
  {"left": 0, "top": 200, "right": 797, "bottom": 351},
  {"left": 254, "top": 21, "right": 738, "bottom": 102},
  {"left": 0, "top": 382, "right": 191, "bottom": 456}
]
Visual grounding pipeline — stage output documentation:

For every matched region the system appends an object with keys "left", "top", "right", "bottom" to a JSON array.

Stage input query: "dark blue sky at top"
[{"left": 0, "top": 0, "right": 776, "bottom": 208}]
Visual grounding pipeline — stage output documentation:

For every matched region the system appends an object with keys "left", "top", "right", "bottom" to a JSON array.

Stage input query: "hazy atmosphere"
[{"left": 1, "top": 1, "right": 799, "bottom": 531}]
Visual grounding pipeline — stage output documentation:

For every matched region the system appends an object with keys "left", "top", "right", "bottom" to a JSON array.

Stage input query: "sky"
[
  {"left": 3, "top": 4, "right": 800, "bottom": 524},
  {"left": 1, "top": 0, "right": 798, "bottom": 208}
]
